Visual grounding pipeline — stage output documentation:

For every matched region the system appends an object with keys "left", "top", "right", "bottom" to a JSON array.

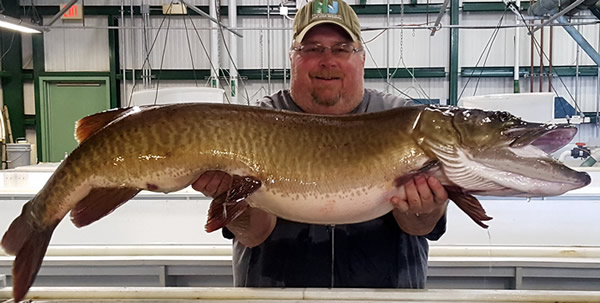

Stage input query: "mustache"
[{"left": 309, "top": 70, "right": 345, "bottom": 80}]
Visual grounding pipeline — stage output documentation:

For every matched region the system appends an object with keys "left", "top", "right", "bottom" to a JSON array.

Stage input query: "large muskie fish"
[{"left": 1, "top": 103, "right": 591, "bottom": 301}]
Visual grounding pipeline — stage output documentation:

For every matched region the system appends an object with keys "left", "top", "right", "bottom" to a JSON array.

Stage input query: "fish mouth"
[
  {"left": 472, "top": 122, "right": 590, "bottom": 196},
  {"left": 434, "top": 123, "right": 591, "bottom": 197},
  {"left": 507, "top": 124, "right": 577, "bottom": 153}
]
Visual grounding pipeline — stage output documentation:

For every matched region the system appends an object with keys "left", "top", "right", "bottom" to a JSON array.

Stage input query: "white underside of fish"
[{"left": 247, "top": 184, "right": 398, "bottom": 225}]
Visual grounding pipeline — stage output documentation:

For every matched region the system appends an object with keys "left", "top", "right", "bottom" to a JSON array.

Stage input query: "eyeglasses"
[{"left": 291, "top": 43, "right": 364, "bottom": 59}]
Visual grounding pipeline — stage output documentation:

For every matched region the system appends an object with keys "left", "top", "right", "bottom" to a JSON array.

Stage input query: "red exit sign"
[{"left": 61, "top": 4, "right": 83, "bottom": 20}]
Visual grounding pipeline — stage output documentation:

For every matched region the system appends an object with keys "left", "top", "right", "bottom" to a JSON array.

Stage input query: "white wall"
[
  {"left": 15, "top": 1, "right": 597, "bottom": 112},
  {"left": 43, "top": 16, "right": 110, "bottom": 72}
]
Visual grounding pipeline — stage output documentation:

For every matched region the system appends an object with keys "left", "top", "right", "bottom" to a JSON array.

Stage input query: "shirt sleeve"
[
  {"left": 425, "top": 214, "right": 447, "bottom": 241},
  {"left": 222, "top": 227, "right": 235, "bottom": 239}
]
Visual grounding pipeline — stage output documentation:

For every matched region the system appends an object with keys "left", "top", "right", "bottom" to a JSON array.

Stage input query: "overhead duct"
[{"left": 528, "top": 0, "right": 599, "bottom": 16}]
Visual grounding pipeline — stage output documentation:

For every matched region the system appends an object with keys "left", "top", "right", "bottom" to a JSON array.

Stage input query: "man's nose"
[{"left": 318, "top": 50, "right": 339, "bottom": 66}]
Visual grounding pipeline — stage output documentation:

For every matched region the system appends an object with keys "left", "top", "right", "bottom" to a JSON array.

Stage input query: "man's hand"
[
  {"left": 192, "top": 170, "right": 233, "bottom": 197},
  {"left": 192, "top": 170, "right": 276, "bottom": 247},
  {"left": 390, "top": 175, "right": 449, "bottom": 236}
]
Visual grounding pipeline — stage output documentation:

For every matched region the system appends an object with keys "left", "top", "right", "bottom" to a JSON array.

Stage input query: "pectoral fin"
[
  {"left": 394, "top": 160, "right": 440, "bottom": 187},
  {"left": 446, "top": 187, "right": 493, "bottom": 228},
  {"left": 205, "top": 175, "right": 261, "bottom": 232},
  {"left": 70, "top": 187, "right": 141, "bottom": 228}
]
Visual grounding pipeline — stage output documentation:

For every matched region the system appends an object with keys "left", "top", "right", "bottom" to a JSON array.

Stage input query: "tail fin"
[
  {"left": 1, "top": 201, "right": 57, "bottom": 302},
  {"left": 2, "top": 202, "right": 34, "bottom": 255}
]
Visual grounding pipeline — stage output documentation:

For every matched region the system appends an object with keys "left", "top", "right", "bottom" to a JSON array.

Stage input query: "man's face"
[{"left": 290, "top": 24, "right": 365, "bottom": 115}]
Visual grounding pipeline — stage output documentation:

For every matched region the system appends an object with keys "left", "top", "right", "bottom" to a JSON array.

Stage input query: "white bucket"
[
  {"left": 130, "top": 87, "right": 225, "bottom": 106},
  {"left": 6, "top": 143, "right": 32, "bottom": 169}
]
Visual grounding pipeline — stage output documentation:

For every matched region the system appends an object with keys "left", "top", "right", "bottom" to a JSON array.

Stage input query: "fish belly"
[{"left": 247, "top": 185, "right": 398, "bottom": 225}]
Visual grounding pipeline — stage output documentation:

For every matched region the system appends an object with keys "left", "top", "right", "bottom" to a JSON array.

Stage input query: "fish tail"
[
  {"left": 1, "top": 201, "right": 57, "bottom": 302},
  {"left": 1, "top": 201, "right": 34, "bottom": 255}
]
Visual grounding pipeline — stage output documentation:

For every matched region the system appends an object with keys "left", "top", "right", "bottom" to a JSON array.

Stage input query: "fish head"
[{"left": 415, "top": 106, "right": 591, "bottom": 197}]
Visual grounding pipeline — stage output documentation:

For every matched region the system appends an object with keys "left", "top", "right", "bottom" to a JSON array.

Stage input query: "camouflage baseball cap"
[{"left": 293, "top": 0, "right": 361, "bottom": 42}]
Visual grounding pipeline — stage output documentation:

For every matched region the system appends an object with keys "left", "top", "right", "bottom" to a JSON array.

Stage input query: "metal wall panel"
[
  {"left": 122, "top": 79, "right": 288, "bottom": 106},
  {"left": 23, "top": 81, "right": 35, "bottom": 115},
  {"left": 362, "top": 14, "right": 449, "bottom": 69},
  {"left": 367, "top": 78, "right": 448, "bottom": 101},
  {"left": 21, "top": 34, "right": 33, "bottom": 70},
  {"left": 9, "top": 1, "right": 600, "bottom": 113},
  {"left": 236, "top": 15, "right": 292, "bottom": 70},
  {"left": 44, "top": 16, "right": 110, "bottom": 71},
  {"left": 551, "top": 76, "right": 600, "bottom": 112},
  {"left": 460, "top": 12, "right": 515, "bottom": 67},
  {"left": 122, "top": 16, "right": 214, "bottom": 70},
  {"left": 548, "top": 22, "right": 599, "bottom": 66},
  {"left": 457, "top": 78, "right": 516, "bottom": 99}
]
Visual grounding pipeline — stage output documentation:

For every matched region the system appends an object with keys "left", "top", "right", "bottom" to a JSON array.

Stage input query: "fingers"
[
  {"left": 391, "top": 195, "right": 409, "bottom": 213},
  {"left": 392, "top": 175, "right": 448, "bottom": 215},
  {"left": 405, "top": 177, "right": 424, "bottom": 213},
  {"left": 192, "top": 170, "right": 233, "bottom": 197},
  {"left": 427, "top": 175, "right": 449, "bottom": 204}
]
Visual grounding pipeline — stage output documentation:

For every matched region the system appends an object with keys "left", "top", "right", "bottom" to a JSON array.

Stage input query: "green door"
[{"left": 39, "top": 77, "right": 111, "bottom": 162}]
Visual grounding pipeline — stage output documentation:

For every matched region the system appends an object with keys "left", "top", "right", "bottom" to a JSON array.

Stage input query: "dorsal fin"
[{"left": 74, "top": 108, "right": 131, "bottom": 143}]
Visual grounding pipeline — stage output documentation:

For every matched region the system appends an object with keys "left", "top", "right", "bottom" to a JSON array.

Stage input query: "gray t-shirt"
[
  {"left": 258, "top": 88, "right": 413, "bottom": 113},
  {"left": 227, "top": 88, "right": 446, "bottom": 288}
]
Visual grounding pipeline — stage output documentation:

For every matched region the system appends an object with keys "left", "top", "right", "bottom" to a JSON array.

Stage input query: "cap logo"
[{"left": 313, "top": 0, "right": 339, "bottom": 15}]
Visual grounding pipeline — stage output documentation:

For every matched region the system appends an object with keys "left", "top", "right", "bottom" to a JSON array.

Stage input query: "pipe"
[
  {"left": 141, "top": 3, "right": 151, "bottom": 89},
  {"left": 267, "top": 0, "right": 272, "bottom": 94},
  {"left": 576, "top": 40, "right": 580, "bottom": 110},
  {"left": 130, "top": 0, "right": 135, "bottom": 98},
  {"left": 430, "top": 0, "right": 451, "bottom": 36},
  {"left": 597, "top": 65, "right": 600, "bottom": 125},
  {"left": 558, "top": 150, "right": 572, "bottom": 162},
  {"left": 529, "top": 0, "right": 586, "bottom": 33},
  {"left": 513, "top": 0, "right": 520, "bottom": 93},
  {"left": 549, "top": 26, "right": 553, "bottom": 92},
  {"left": 540, "top": 26, "right": 544, "bottom": 92},
  {"left": 229, "top": 0, "right": 238, "bottom": 104},
  {"left": 209, "top": 0, "right": 219, "bottom": 89},
  {"left": 181, "top": 0, "right": 242, "bottom": 38},
  {"left": 121, "top": 0, "right": 127, "bottom": 104},
  {"left": 530, "top": 23, "right": 534, "bottom": 92},
  {"left": 32, "top": 21, "right": 600, "bottom": 31},
  {"left": 530, "top": 0, "right": 534, "bottom": 92},
  {"left": 386, "top": 0, "right": 390, "bottom": 92}
]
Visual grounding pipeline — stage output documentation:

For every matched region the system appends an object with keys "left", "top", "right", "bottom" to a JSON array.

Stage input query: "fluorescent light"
[{"left": 0, "top": 15, "right": 42, "bottom": 34}]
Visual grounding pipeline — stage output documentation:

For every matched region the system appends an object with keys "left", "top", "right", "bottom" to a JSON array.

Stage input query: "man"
[{"left": 193, "top": 0, "right": 448, "bottom": 288}]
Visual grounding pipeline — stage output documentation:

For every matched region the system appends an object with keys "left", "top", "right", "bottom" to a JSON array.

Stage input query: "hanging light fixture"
[{"left": 0, "top": 14, "right": 42, "bottom": 34}]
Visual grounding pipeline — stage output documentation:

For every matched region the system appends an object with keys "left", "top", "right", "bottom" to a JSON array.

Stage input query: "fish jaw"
[
  {"left": 507, "top": 123, "right": 578, "bottom": 153},
  {"left": 471, "top": 145, "right": 590, "bottom": 196},
  {"left": 247, "top": 185, "right": 396, "bottom": 225},
  {"left": 434, "top": 145, "right": 591, "bottom": 197}
]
